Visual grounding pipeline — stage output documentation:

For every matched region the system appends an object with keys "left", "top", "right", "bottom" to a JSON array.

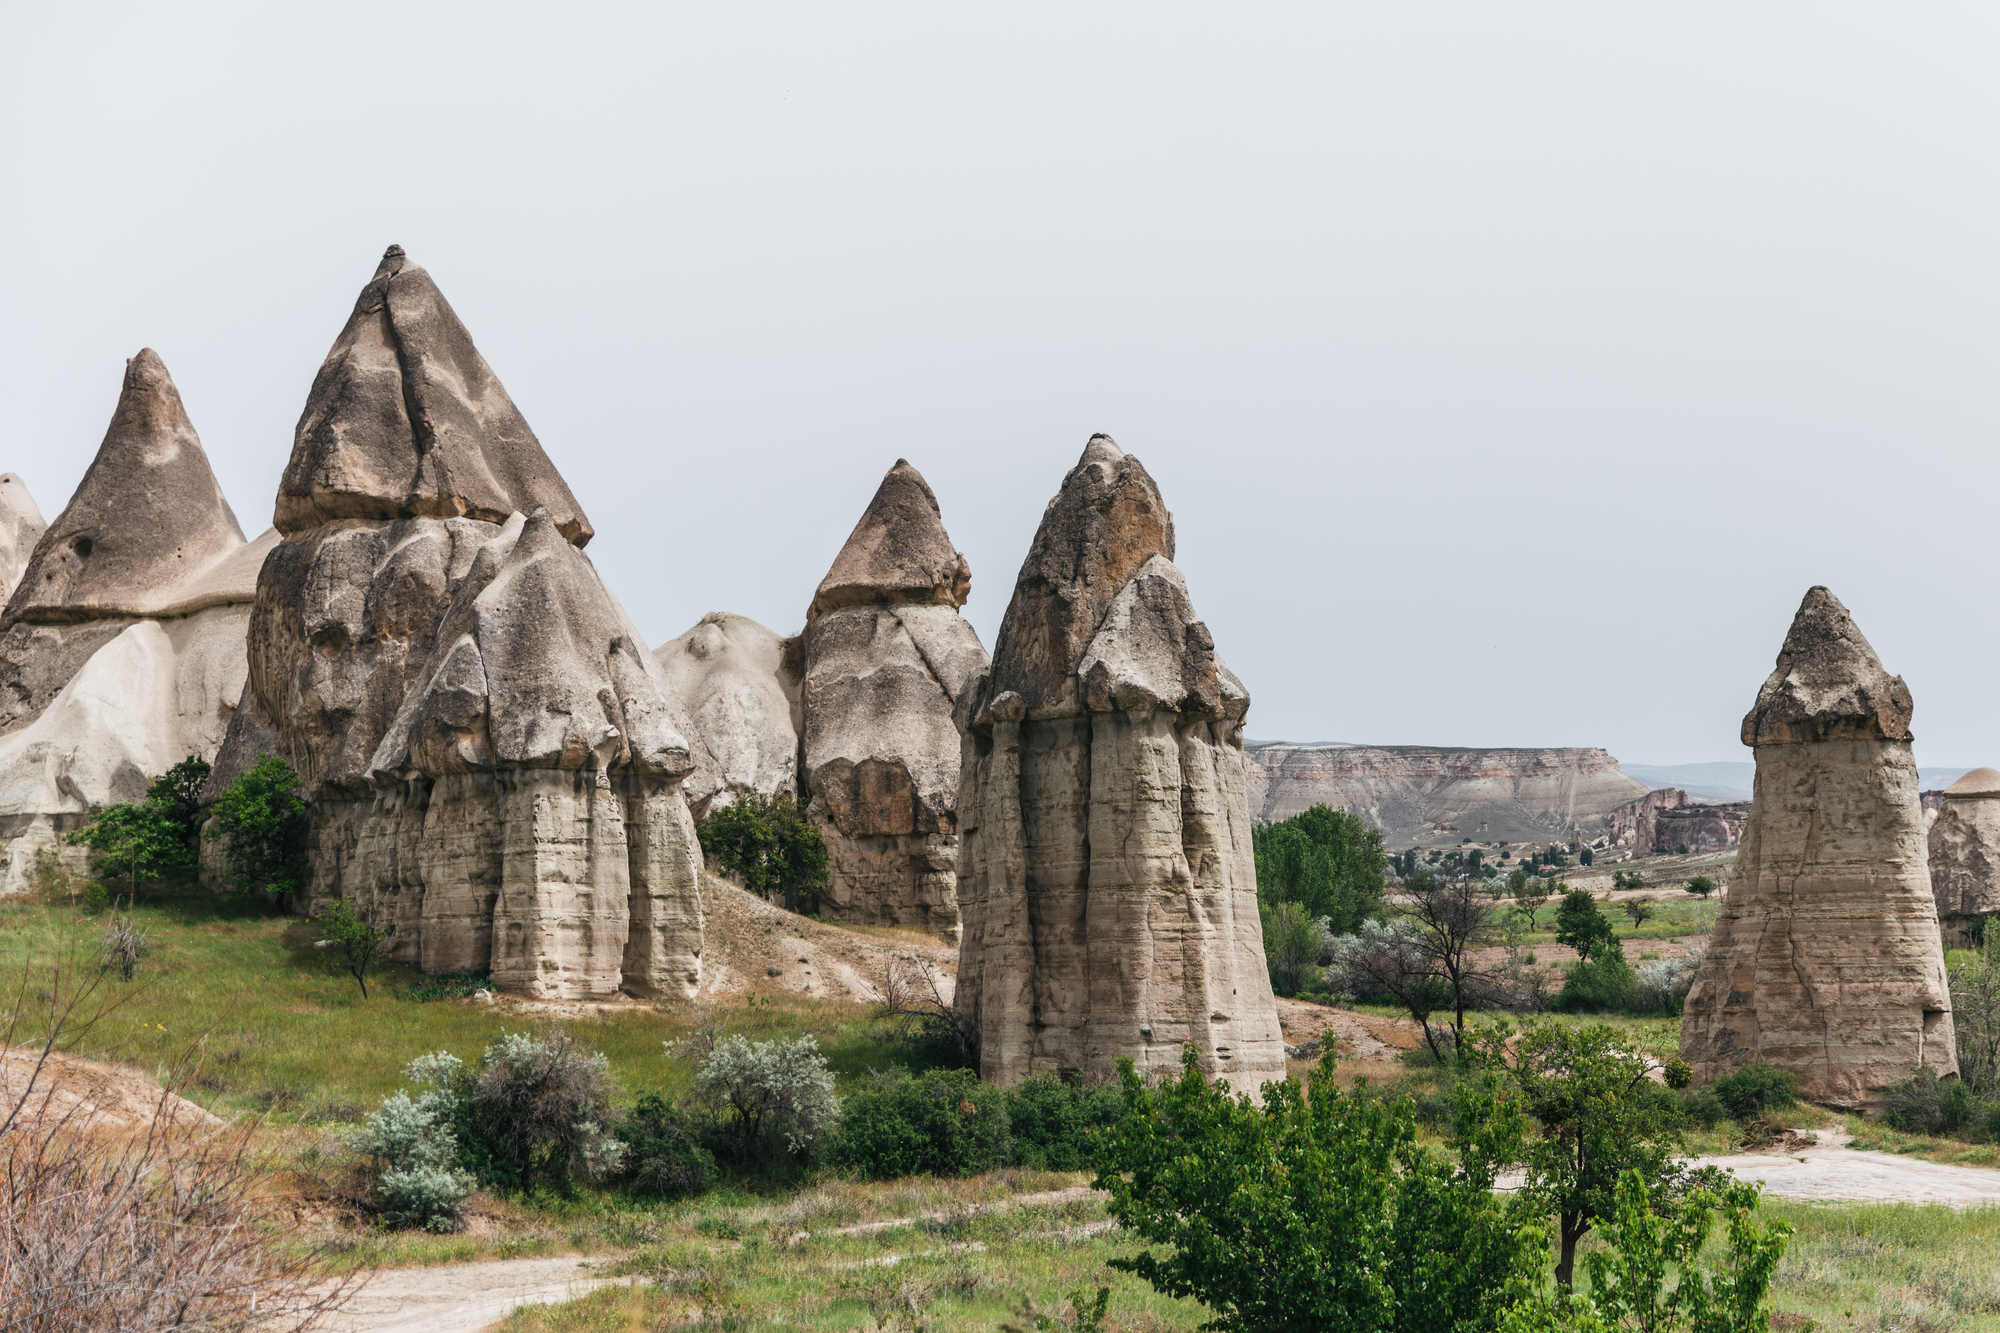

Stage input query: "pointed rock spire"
[
  {"left": 277, "top": 245, "right": 593, "bottom": 545},
  {"left": 3, "top": 349, "right": 245, "bottom": 627},
  {"left": 1741, "top": 586, "right": 1913, "bottom": 746},
  {"left": 0, "top": 475, "right": 47, "bottom": 602},
  {"left": 985, "top": 434, "right": 1177, "bottom": 719},
  {"left": 808, "top": 460, "right": 970, "bottom": 622}
]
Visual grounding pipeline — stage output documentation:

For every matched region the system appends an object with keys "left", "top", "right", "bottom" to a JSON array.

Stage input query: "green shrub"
[
  {"left": 206, "top": 754, "right": 310, "bottom": 899},
  {"left": 619, "top": 1093, "right": 717, "bottom": 1198},
  {"left": 402, "top": 972, "right": 489, "bottom": 1003},
  {"left": 1252, "top": 804, "right": 1386, "bottom": 933},
  {"left": 1662, "top": 1056, "right": 1693, "bottom": 1090},
  {"left": 1260, "top": 899, "right": 1328, "bottom": 998},
  {"left": 1003, "top": 1075, "right": 1124, "bottom": 1172},
  {"left": 1552, "top": 953, "right": 1641, "bottom": 1013},
  {"left": 685, "top": 1033, "right": 840, "bottom": 1162},
  {"left": 81, "top": 883, "right": 110, "bottom": 914},
  {"left": 1708, "top": 1064, "right": 1797, "bottom": 1122},
  {"left": 1679, "top": 1088, "right": 1725, "bottom": 1129},
  {"left": 1881, "top": 1065, "right": 1970, "bottom": 1134},
  {"left": 830, "top": 1067, "right": 1010, "bottom": 1178},
  {"left": 401, "top": 1035, "right": 627, "bottom": 1194},
  {"left": 696, "top": 791, "right": 829, "bottom": 914},
  {"left": 366, "top": 1064, "right": 474, "bottom": 1232}
]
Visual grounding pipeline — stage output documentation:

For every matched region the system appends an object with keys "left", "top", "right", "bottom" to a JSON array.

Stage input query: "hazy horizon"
[{"left": 5, "top": 5, "right": 1994, "bottom": 768}]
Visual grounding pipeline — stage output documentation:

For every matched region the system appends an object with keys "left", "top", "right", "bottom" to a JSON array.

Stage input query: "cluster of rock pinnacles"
[
  {"left": 5, "top": 247, "right": 1985, "bottom": 1102},
  {"left": 0, "top": 245, "right": 1284, "bottom": 1091}
]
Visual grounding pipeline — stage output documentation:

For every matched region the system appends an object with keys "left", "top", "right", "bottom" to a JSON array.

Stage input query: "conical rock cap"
[
  {"left": 808, "top": 460, "right": 969, "bottom": 622},
  {"left": 1742, "top": 586, "right": 1913, "bottom": 746},
  {"left": 278, "top": 246, "right": 592, "bottom": 545},
  {"left": 4, "top": 349, "right": 244, "bottom": 626}
]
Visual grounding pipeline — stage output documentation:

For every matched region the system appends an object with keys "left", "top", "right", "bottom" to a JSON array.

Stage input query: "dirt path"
[
  {"left": 319, "top": 1255, "right": 617, "bottom": 1333},
  {"left": 1689, "top": 1124, "right": 2000, "bottom": 1206}
]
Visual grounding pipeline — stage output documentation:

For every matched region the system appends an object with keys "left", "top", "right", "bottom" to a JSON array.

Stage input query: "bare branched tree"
[{"left": 1397, "top": 872, "right": 1502, "bottom": 1054}]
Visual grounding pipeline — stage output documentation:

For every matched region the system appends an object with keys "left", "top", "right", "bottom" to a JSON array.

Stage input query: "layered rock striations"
[
  {"left": 1928, "top": 767, "right": 2000, "bottom": 948},
  {"left": 0, "top": 351, "right": 270, "bottom": 891},
  {"left": 1681, "top": 587, "right": 1955, "bottom": 1108},
  {"left": 953, "top": 435, "right": 1284, "bottom": 1094},
  {"left": 653, "top": 613, "right": 801, "bottom": 820},
  {"left": 215, "top": 246, "right": 703, "bottom": 998},
  {"left": 798, "top": 461, "right": 987, "bottom": 937},
  {"left": 1245, "top": 743, "right": 1648, "bottom": 844},
  {"left": 1610, "top": 788, "right": 1749, "bottom": 855}
]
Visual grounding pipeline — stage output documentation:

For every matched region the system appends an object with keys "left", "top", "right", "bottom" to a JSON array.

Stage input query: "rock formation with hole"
[
  {"left": 210, "top": 246, "right": 704, "bottom": 999},
  {"left": 653, "top": 612, "right": 801, "bottom": 820},
  {"left": 952, "top": 435, "right": 1285, "bottom": 1094},
  {"left": 1928, "top": 767, "right": 2000, "bottom": 949},
  {"left": 0, "top": 351, "right": 272, "bottom": 892},
  {"left": 1680, "top": 586, "right": 1956, "bottom": 1109},
  {"left": 797, "top": 460, "right": 988, "bottom": 939}
]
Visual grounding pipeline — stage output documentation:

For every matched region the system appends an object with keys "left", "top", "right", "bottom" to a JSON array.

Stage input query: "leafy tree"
[
  {"left": 65, "top": 801, "right": 192, "bottom": 896},
  {"left": 1093, "top": 1045, "right": 1536, "bottom": 1333},
  {"left": 1390, "top": 848, "right": 1422, "bottom": 880},
  {"left": 206, "top": 753, "right": 310, "bottom": 898},
  {"left": 1554, "top": 890, "right": 1621, "bottom": 963},
  {"left": 1261, "top": 899, "right": 1328, "bottom": 997},
  {"left": 1251, "top": 804, "right": 1386, "bottom": 933},
  {"left": 1952, "top": 938, "right": 2000, "bottom": 1093},
  {"left": 145, "top": 755, "right": 211, "bottom": 856},
  {"left": 1468, "top": 1022, "right": 1702, "bottom": 1290},
  {"left": 318, "top": 898, "right": 386, "bottom": 999},
  {"left": 1621, "top": 900, "right": 1654, "bottom": 929},
  {"left": 830, "top": 1066, "right": 1010, "bottom": 1178},
  {"left": 696, "top": 790, "right": 829, "bottom": 914},
  {"left": 1612, "top": 870, "right": 1647, "bottom": 891},
  {"left": 1327, "top": 919, "right": 1461, "bottom": 1061},
  {"left": 1578, "top": 847, "right": 1593, "bottom": 867},
  {"left": 1497, "top": 1171, "right": 1790, "bottom": 1333},
  {"left": 683, "top": 1032, "right": 840, "bottom": 1161},
  {"left": 1684, "top": 875, "right": 1717, "bottom": 901},
  {"left": 1513, "top": 876, "right": 1551, "bottom": 930}
]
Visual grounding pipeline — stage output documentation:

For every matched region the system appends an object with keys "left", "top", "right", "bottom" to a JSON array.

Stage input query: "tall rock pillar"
[
  {"left": 1928, "top": 767, "right": 2000, "bottom": 948},
  {"left": 799, "top": 460, "right": 988, "bottom": 939},
  {"left": 1681, "top": 586, "right": 1955, "bottom": 1109},
  {"left": 953, "top": 435, "right": 1285, "bottom": 1094}
]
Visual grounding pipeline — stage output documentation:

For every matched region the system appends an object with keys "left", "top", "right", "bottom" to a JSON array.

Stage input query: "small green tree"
[
  {"left": 65, "top": 801, "right": 193, "bottom": 897},
  {"left": 146, "top": 755, "right": 212, "bottom": 856},
  {"left": 318, "top": 898, "right": 386, "bottom": 999},
  {"left": 1684, "top": 875, "right": 1717, "bottom": 901},
  {"left": 206, "top": 754, "right": 310, "bottom": 899},
  {"left": 1622, "top": 900, "right": 1654, "bottom": 929},
  {"left": 1578, "top": 847, "right": 1593, "bottom": 867},
  {"left": 1513, "top": 876, "right": 1551, "bottom": 930},
  {"left": 1554, "top": 889, "right": 1621, "bottom": 963},
  {"left": 1260, "top": 899, "right": 1328, "bottom": 997},
  {"left": 696, "top": 791, "right": 829, "bottom": 914}
]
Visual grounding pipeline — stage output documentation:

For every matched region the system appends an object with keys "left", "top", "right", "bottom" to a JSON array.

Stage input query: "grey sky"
[{"left": 3, "top": 4, "right": 1994, "bottom": 768}]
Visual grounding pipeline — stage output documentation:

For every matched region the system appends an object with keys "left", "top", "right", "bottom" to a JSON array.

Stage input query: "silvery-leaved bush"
[
  {"left": 365, "top": 1065, "right": 473, "bottom": 1232},
  {"left": 686, "top": 1033, "right": 841, "bottom": 1158}
]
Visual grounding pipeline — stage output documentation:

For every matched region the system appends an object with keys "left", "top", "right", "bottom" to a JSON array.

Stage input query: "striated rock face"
[
  {"left": 653, "top": 612, "right": 801, "bottom": 820},
  {"left": 0, "top": 352, "right": 266, "bottom": 892},
  {"left": 0, "top": 477, "right": 46, "bottom": 602},
  {"left": 1928, "top": 767, "right": 2000, "bottom": 948},
  {"left": 1245, "top": 743, "right": 1648, "bottom": 845},
  {"left": 799, "top": 461, "right": 987, "bottom": 938},
  {"left": 214, "top": 247, "right": 703, "bottom": 999},
  {"left": 1610, "top": 788, "right": 1748, "bottom": 854},
  {"left": 954, "top": 435, "right": 1284, "bottom": 1094},
  {"left": 1681, "top": 587, "right": 1955, "bottom": 1109}
]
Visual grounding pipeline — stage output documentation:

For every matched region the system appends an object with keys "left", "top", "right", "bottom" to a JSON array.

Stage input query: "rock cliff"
[
  {"left": 0, "top": 351, "right": 268, "bottom": 891},
  {"left": 1246, "top": 743, "right": 1647, "bottom": 844},
  {"left": 653, "top": 612, "right": 801, "bottom": 819},
  {"left": 214, "top": 246, "right": 704, "bottom": 999},
  {"left": 0, "top": 477, "right": 45, "bottom": 603},
  {"left": 798, "top": 460, "right": 987, "bottom": 938},
  {"left": 1609, "top": 788, "right": 1748, "bottom": 854},
  {"left": 1680, "top": 586, "right": 1955, "bottom": 1109},
  {"left": 1928, "top": 767, "right": 2000, "bottom": 948},
  {"left": 954, "top": 435, "right": 1284, "bottom": 1094}
]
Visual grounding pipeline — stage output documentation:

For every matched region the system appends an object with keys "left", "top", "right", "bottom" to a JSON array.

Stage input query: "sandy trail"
[
  {"left": 319, "top": 1255, "right": 617, "bottom": 1333},
  {"left": 1688, "top": 1124, "right": 2000, "bottom": 1206}
]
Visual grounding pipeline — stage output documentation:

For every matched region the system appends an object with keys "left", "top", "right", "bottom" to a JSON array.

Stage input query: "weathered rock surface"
[
  {"left": 1610, "top": 788, "right": 1749, "bottom": 854},
  {"left": 954, "top": 435, "right": 1284, "bottom": 1094},
  {"left": 213, "top": 246, "right": 703, "bottom": 999},
  {"left": 0, "top": 353, "right": 264, "bottom": 892},
  {"left": 0, "top": 477, "right": 46, "bottom": 603},
  {"left": 653, "top": 612, "right": 801, "bottom": 819},
  {"left": 799, "top": 461, "right": 987, "bottom": 938},
  {"left": 1928, "top": 767, "right": 2000, "bottom": 948},
  {"left": 1681, "top": 586, "right": 1955, "bottom": 1109},
  {"left": 1245, "top": 743, "right": 1648, "bottom": 844}
]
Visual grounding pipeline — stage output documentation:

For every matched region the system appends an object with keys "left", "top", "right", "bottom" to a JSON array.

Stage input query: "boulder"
[
  {"left": 1680, "top": 586, "right": 1955, "bottom": 1109},
  {"left": 953, "top": 435, "right": 1285, "bottom": 1094},
  {"left": 0, "top": 352, "right": 265, "bottom": 892},
  {"left": 799, "top": 461, "right": 987, "bottom": 938},
  {"left": 1928, "top": 767, "right": 2000, "bottom": 948},
  {"left": 653, "top": 612, "right": 801, "bottom": 819},
  {"left": 213, "top": 246, "right": 704, "bottom": 999}
]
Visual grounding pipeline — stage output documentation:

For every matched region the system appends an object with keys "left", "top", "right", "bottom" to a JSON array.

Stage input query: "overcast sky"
[{"left": 3, "top": 4, "right": 1994, "bottom": 768}]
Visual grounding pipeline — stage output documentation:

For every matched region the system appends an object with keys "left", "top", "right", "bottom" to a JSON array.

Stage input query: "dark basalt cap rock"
[
  {"left": 277, "top": 246, "right": 593, "bottom": 546},
  {"left": 4, "top": 349, "right": 246, "bottom": 627},
  {"left": 807, "top": 460, "right": 970, "bottom": 622},
  {"left": 1742, "top": 586, "right": 1914, "bottom": 747},
  {"left": 983, "top": 435, "right": 1178, "bottom": 719}
]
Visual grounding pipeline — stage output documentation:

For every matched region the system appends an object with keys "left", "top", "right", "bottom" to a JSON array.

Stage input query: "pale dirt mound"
[
  {"left": 0, "top": 1046, "right": 222, "bottom": 1129},
  {"left": 697, "top": 873, "right": 957, "bottom": 1005},
  {"left": 1273, "top": 999, "right": 1418, "bottom": 1064}
]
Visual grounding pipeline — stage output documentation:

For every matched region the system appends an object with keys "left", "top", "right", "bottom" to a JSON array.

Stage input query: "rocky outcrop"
[
  {"left": 0, "top": 477, "right": 45, "bottom": 602},
  {"left": 798, "top": 461, "right": 987, "bottom": 938},
  {"left": 1610, "top": 788, "right": 1748, "bottom": 854},
  {"left": 653, "top": 613, "right": 800, "bottom": 819},
  {"left": 0, "top": 352, "right": 268, "bottom": 892},
  {"left": 954, "top": 435, "right": 1284, "bottom": 1094},
  {"left": 1245, "top": 744, "right": 1648, "bottom": 844},
  {"left": 1681, "top": 586, "right": 1955, "bottom": 1109},
  {"left": 1928, "top": 767, "right": 2000, "bottom": 948},
  {"left": 214, "top": 246, "right": 703, "bottom": 999}
]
